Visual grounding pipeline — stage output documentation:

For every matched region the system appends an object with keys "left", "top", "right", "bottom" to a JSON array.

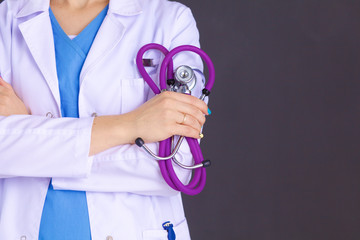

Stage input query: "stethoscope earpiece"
[
  {"left": 135, "top": 137, "right": 145, "bottom": 147},
  {"left": 202, "top": 160, "right": 211, "bottom": 168}
]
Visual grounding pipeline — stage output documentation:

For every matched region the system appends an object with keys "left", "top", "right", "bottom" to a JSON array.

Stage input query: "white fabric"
[
  {"left": 0, "top": 0, "right": 205, "bottom": 239},
  {"left": 68, "top": 35, "right": 77, "bottom": 40}
]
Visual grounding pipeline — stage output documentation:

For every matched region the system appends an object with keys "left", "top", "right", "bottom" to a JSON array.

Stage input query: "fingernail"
[{"left": 207, "top": 108, "right": 212, "bottom": 115}]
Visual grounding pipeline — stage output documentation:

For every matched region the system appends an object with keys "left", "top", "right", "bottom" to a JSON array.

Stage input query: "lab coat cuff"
[{"left": 74, "top": 117, "right": 95, "bottom": 177}]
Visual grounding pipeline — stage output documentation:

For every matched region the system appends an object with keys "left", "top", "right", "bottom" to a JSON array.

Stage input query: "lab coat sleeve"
[
  {"left": 0, "top": 1, "right": 11, "bottom": 80},
  {"left": 0, "top": 115, "right": 95, "bottom": 178},
  {"left": 0, "top": 2, "right": 95, "bottom": 179},
  {"left": 51, "top": 6, "right": 208, "bottom": 196}
]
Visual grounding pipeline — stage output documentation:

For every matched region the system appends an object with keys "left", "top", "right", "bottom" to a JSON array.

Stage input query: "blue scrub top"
[{"left": 39, "top": 6, "right": 109, "bottom": 240}]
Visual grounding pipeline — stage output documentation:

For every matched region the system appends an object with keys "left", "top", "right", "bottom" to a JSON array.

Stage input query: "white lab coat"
[{"left": 0, "top": 0, "right": 205, "bottom": 239}]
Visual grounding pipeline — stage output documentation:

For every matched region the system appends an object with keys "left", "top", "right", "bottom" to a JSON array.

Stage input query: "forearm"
[
  {"left": 0, "top": 90, "right": 206, "bottom": 178},
  {"left": 89, "top": 114, "right": 136, "bottom": 156},
  {"left": 0, "top": 114, "right": 136, "bottom": 178}
]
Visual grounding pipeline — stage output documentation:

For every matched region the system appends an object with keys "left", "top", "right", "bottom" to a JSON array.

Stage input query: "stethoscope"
[{"left": 135, "top": 43, "right": 215, "bottom": 195}]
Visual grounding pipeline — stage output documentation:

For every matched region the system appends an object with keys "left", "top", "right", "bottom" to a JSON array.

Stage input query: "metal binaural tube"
[
  {"left": 171, "top": 136, "right": 204, "bottom": 170},
  {"left": 172, "top": 156, "right": 204, "bottom": 170},
  {"left": 138, "top": 136, "right": 185, "bottom": 161}
]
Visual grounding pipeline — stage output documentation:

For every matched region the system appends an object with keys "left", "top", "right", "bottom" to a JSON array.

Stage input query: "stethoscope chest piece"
[{"left": 174, "top": 65, "right": 197, "bottom": 91}]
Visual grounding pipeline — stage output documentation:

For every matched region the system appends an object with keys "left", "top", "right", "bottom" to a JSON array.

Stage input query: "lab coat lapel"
[
  {"left": 79, "top": 14, "right": 126, "bottom": 85},
  {"left": 79, "top": 0, "right": 143, "bottom": 86},
  {"left": 18, "top": 12, "right": 61, "bottom": 110}
]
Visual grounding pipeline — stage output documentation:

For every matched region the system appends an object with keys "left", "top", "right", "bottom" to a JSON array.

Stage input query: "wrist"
[
  {"left": 90, "top": 114, "right": 136, "bottom": 156},
  {"left": 113, "top": 113, "right": 138, "bottom": 145}
]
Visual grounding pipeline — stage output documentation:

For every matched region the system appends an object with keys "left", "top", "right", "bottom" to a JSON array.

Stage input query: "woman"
[{"left": 0, "top": 0, "right": 209, "bottom": 239}]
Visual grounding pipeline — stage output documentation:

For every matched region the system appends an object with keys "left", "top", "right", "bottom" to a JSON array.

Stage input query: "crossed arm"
[{"left": 0, "top": 76, "right": 208, "bottom": 156}]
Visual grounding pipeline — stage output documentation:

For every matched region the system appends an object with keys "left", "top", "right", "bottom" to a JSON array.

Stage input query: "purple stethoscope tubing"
[
  {"left": 136, "top": 43, "right": 215, "bottom": 195},
  {"left": 159, "top": 45, "right": 215, "bottom": 92},
  {"left": 136, "top": 44, "right": 174, "bottom": 95}
]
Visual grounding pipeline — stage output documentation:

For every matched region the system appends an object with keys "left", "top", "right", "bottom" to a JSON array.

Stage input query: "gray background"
[
  {"left": 2, "top": 0, "right": 360, "bottom": 239},
  {"left": 179, "top": 0, "right": 360, "bottom": 239}
]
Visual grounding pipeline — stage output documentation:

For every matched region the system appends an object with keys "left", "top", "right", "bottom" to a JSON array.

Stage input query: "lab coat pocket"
[
  {"left": 142, "top": 219, "right": 191, "bottom": 240},
  {"left": 121, "top": 77, "right": 150, "bottom": 114}
]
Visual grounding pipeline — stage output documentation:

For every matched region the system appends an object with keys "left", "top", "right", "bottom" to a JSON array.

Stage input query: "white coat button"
[
  {"left": 46, "top": 112, "right": 54, "bottom": 118},
  {"left": 20, "top": 236, "right": 26, "bottom": 240},
  {"left": 106, "top": 236, "right": 113, "bottom": 240},
  {"left": 91, "top": 112, "right": 98, "bottom": 117}
]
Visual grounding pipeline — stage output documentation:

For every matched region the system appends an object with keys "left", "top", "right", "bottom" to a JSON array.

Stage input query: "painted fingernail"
[{"left": 207, "top": 108, "right": 212, "bottom": 115}]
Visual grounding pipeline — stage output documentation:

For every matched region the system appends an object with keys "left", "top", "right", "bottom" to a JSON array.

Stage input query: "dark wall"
[{"left": 178, "top": 0, "right": 360, "bottom": 239}]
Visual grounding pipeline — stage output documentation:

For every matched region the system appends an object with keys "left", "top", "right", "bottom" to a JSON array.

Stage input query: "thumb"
[{"left": 0, "top": 77, "right": 12, "bottom": 89}]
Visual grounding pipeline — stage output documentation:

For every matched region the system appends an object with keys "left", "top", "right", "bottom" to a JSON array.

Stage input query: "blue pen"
[{"left": 162, "top": 221, "right": 176, "bottom": 240}]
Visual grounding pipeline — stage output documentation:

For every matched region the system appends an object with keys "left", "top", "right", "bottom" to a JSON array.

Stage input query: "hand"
[
  {"left": 127, "top": 91, "right": 209, "bottom": 143},
  {"left": 0, "top": 77, "right": 29, "bottom": 116}
]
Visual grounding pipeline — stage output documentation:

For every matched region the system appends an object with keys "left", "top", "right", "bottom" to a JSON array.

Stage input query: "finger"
[
  {"left": 0, "top": 85, "right": 9, "bottom": 94},
  {"left": 175, "top": 102, "right": 206, "bottom": 126},
  {"left": 173, "top": 111, "right": 202, "bottom": 131},
  {"left": 0, "top": 77, "right": 12, "bottom": 89},
  {"left": 172, "top": 92, "right": 208, "bottom": 115},
  {"left": 174, "top": 111, "right": 186, "bottom": 124},
  {"left": 161, "top": 91, "right": 209, "bottom": 115},
  {"left": 172, "top": 124, "right": 201, "bottom": 139},
  {"left": 181, "top": 114, "right": 202, "bottom": 132},
  {"left": 0, "top": 77, "right": 5, "bottom": 88},
  {"left": 167, "top": 112, "right": 201, "bottom": 135}
]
